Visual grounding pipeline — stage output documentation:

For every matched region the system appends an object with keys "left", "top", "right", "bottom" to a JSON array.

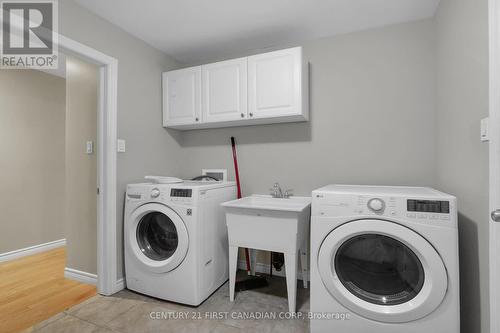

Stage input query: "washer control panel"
[
  {"left": 150, "top": 188, "right": 160, "bottom": 198},
  {"left": 169, "top": 188, "right": 193, "bottom": 204},
  {"left": 126, "top": 185, "right": 200, "bottom": 205},
  {"left": 170, "top": 188, "right": 192, "bottom": 198}
]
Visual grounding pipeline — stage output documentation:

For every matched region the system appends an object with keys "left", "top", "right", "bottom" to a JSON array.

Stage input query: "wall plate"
[
  {"left": 86, "top": 141, "right": 94, "bottom": 154},
  {"left": 117, "top": 139, "right": 126, "bottom": 152},
  {"left": 202, "top": 169, "right": 227, "bottom": 181}
]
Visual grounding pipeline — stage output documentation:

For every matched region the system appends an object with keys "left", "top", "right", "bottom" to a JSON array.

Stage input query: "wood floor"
[{"left": 0, "top": 247, "right": 97, "bottom": 333}]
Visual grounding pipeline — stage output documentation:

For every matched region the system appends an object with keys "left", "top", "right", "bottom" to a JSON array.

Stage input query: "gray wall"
[
  {"left": 176, "top": 19, "right": 436, "bottom": 194},
  {"left": 58, "top": 0, "right": 181, "bottom": 278},
  {"left": 175, "top": 19, "right": 437, "bottom": 267},
  {"left": 0, "top": 70, "right": 66, "bottom": 253},
  {"left": 65, "top": 56, "right": 98, "bottom": 274},
  {"left": 434, "top": 1, "right": 490, "bottom": 332}
]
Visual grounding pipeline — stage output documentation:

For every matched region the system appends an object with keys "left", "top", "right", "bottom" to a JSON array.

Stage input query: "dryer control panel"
[
  {"left": 407, "top": 199, "right": 450, "bottom": 214},
  {"left": 312, "top": 193, "right": 456, "bottom": 227}
]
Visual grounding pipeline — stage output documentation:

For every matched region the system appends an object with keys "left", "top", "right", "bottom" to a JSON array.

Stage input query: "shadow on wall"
[
  {"left": 166, "top": 121, "right": 312, "bottom": 148},
  {"left": 458, "top": 212, "right": 481, "bottom": 333}
]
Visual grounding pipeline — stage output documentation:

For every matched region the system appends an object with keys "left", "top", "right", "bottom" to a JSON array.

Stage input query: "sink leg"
[
  {"left": 284, "top": 252, "right": 297, "bottom": 312},
  {"left": 249, "top": 249, "right": 257, "bottom": 276},
  {"left": 229, "top": 245, "right": 238, "bottom": 302},
  {"left": 300, "top": 248, "right": 308, "bottom": 289}
]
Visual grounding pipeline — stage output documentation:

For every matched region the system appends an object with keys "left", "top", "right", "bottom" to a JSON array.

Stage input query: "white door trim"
[
  {"left": 490, "top": 0, "right": 500, "bottom": 332},
  {"left": 6, "top": 15, "right": 119, "bottom": 296},
  {"left": 58, "top": 35, "right": 119, "bottom": 296}
]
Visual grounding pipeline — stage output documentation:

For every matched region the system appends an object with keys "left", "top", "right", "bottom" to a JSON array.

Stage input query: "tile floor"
[{"left": 24, "top": 274, "right": 310, "bottom": 333}]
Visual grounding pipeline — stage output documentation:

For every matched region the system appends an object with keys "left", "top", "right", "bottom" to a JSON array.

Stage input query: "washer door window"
[
  {"left": 128, "top": 203, "right": 189, "bottom": 273},
  {"left": 335, "top": 234, "right": 424, "bottom": 306},
  {"left": 136, "top": 212, "right": 179, "bottom": 261},
  {"left": 318, "top": 219, "right": 447, "bottom": 323}
]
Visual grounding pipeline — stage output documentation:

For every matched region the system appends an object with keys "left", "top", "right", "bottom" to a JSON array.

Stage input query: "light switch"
[
  {"left": 481, "top": 117, "right": 489, "bottom": 142},
  {"left": 86, "top": 141, "right": 93, "bottom": 154},
  {"left": 117, "top": 139, "right": 126, "bottom": 153}
]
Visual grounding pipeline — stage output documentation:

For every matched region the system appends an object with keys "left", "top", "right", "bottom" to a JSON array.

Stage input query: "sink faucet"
[
  {"left": 271, "top": 183, "right": 283, "bottom": 198},
  {"left": 270, "top": 183, "right": 293, "bottom": 198}
]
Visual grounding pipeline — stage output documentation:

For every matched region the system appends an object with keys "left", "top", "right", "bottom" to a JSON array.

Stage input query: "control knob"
[
  {"left": 368, "top": 198, "right": 385, "bottom": 213},
  {"left": 151, "top": 188, "right": 160, "bottom": 198}
]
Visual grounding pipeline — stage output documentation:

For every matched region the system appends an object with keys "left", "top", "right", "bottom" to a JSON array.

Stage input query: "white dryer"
[
  {"left": 310, "top": 185, "right": 459, "bottom": 333},
  {"left": 124, "top": 181, "right": 236, "bottom": 305}
]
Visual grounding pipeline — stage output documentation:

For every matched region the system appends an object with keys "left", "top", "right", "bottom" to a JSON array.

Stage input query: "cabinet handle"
[
  {"left": 240, "top": 113, "right": 245, "bottom": 118},
  {"left": 249, "top": 113, "right": 253, "bottom": 117},
  {"left": 195, "top": 117, "right": 199, "bottom": 122}
]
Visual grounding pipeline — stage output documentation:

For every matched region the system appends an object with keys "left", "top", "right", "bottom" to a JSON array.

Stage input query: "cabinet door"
[
  {"left": 248, "top": 47, "right": 303, "bottom": 119},
  {"left": 162, "top": 66, "right": 201, "bottom": 127},
  {"left": 202, "top": 58, "right": 247, "bottom": 123}
]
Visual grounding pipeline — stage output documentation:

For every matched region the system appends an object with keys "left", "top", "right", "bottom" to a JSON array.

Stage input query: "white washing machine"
[
  {"left": 310, "top": 185, "right": 459, "bottom": 333},
  {"left": 124, "top": 181, "right": 236, "bottom": 305}
]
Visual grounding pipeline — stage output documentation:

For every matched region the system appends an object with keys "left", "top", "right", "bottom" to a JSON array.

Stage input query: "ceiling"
[{"left": 74, "top": 0, "right": 440, "bottom": 64}]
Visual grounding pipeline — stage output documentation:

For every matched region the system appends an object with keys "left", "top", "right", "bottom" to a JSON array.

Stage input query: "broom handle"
[
  {"left": 231, "top": 137, "right": 251, "bottom": 273},
  {"left": 231, "top": 137, "right": 242, "bottom": 199}
]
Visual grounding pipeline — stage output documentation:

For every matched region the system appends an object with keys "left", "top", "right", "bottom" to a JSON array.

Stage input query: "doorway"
[
  {"left": 0, "top": 23, "right": 119, "bottom": 328},
  {"left": 0, "top": 55, "right": 100, "bottom": 332}
]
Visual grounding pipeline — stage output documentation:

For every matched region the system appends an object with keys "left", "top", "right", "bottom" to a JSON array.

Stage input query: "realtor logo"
[{"left": 1, "top": 0, "right": 58, "bottom": 69}]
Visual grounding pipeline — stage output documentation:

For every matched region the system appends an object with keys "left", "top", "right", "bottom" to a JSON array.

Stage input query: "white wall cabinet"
[
  {"left": 248, "top": 48, "right": 303, "bottom": 119},
  {"left": 163, "top": 47, "right": 308, "bottom": 130},
  {"left": 162, "top": 66, "right": 201, "bottom": 127},
  {"left": 202, "top": 57, "right": 247, "bottom": 124}
]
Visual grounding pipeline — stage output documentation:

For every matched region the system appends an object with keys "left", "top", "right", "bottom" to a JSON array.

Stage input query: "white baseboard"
[
  {"left": 237, "top": 260, "right": 309, "bottom": 281},
  {"left": 0, "top": 239, "right": 66, "bottom": 263},
  {"left": 64, "top": 267, "right": 97, "bottom": 285}
]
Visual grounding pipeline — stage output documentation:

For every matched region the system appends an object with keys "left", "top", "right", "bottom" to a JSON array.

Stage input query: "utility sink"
[
  {"left": 222, "top": 195, "right": 311, "bottom": 213},
  {"left": 221, "top": 195, "right": 311, "bottom": 312}
]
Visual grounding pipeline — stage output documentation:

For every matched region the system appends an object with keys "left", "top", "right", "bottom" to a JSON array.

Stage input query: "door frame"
[
  {"left": 490, "top": 0, "right": 500, "bottom": 331},
  {"left": 59, "top": 36, "right": 119, "bottom": 296},
  {"left": 6, "top": 18, "right": 120, "bottom": 295}
]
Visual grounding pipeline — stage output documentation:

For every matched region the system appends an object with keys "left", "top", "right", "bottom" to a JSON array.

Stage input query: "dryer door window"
[
  {"left": 136, "top": 212, "right": 179, "bottom": 261},
  {"left": 335, "top": 234, "right": 424, "bottom": 306},
  {"left": 317, "top": 219, "right": 448, "bottom": 323}
]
